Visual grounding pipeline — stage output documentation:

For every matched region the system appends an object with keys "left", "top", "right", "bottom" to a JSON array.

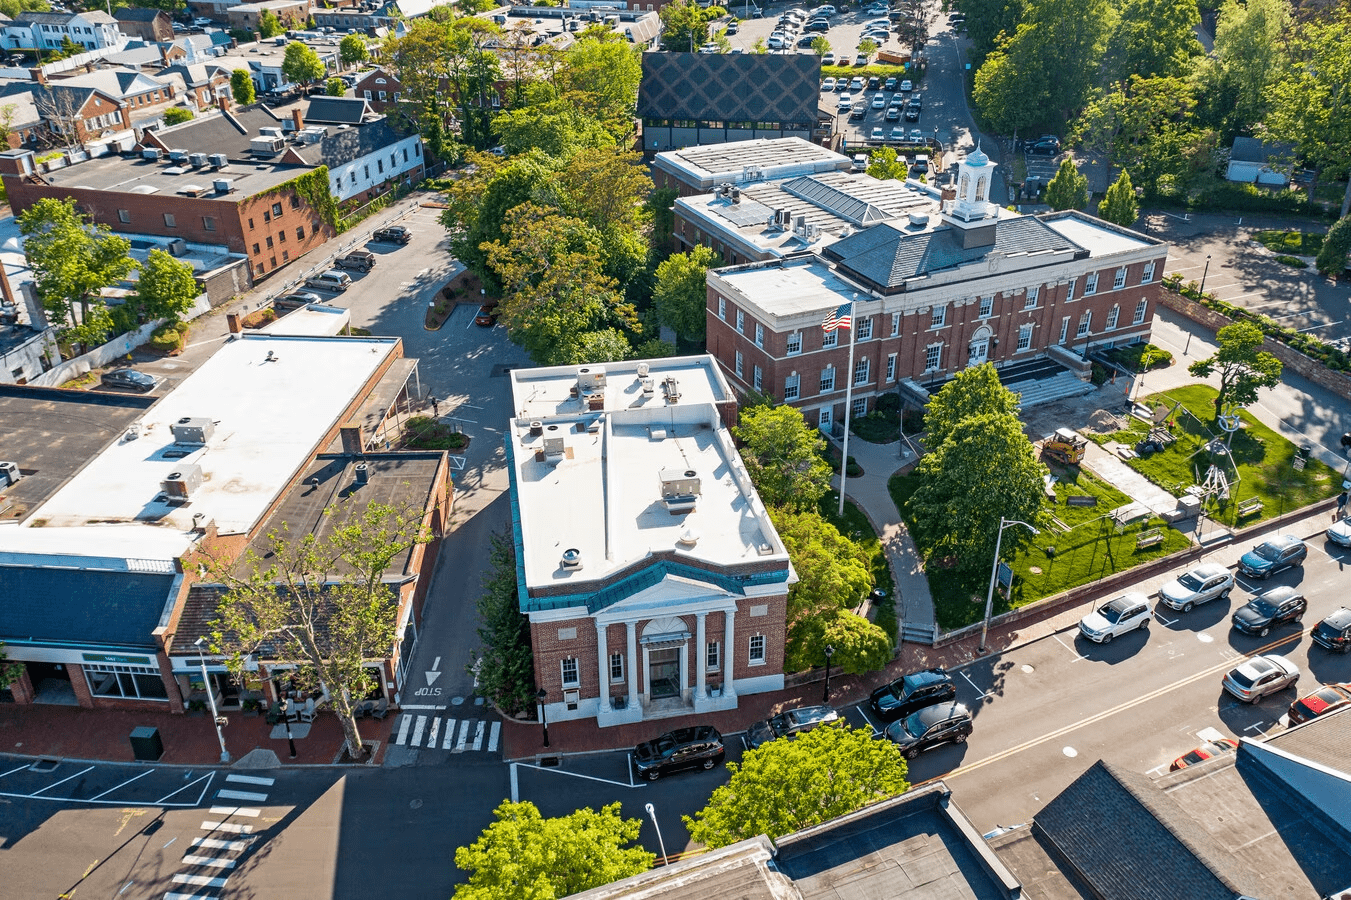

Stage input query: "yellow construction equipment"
[{"left": 1042, "top": 427, "right": 1087, "bottom": 465}]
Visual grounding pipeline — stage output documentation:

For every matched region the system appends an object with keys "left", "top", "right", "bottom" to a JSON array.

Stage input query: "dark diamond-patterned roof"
[{"left": 638, "top": 52, "right": 819, "bottom": 127}]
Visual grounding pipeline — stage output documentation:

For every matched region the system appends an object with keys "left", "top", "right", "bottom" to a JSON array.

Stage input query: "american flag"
[{"left": 822, "top": 302, "right": 852, "bottom": 332}]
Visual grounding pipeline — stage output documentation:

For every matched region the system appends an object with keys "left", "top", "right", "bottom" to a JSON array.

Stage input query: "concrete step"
[
  {"left": 1013, "top": 373, "right": 1094, "bottom": 409},
  {"left": 900, "top": 622, "right": 936, "bottom": 644}
]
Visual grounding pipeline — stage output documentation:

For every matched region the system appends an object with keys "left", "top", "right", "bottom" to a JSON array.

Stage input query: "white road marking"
[
  {"left": 455, "top": 719, "right": 472, "bottom": 751},
  {"left": 1053, "top": 635, "right": 1085, "bottom": 660},
  {"left": 410, "top": 715, "right": 427, "bottom": 746},
  {"left": 961, "top": 671, "right": 988, "bottom": 698},
  {"left": 164, "top": 892, "right": 216, "bottom": 900},
  {"left": 191, "top": 837, "right": 252, "bottom": 852},
  {"left": 427, "top": 718, "right": 441, "bottom": 748},
  {"left": 856, "top": 707, "right": 879, "bottom": 733},
  {"left": 89, "top": 769, "right": 155, "bottom": 800},
  {"left": 1154, "top": 611, "right": 1178, "bottom": 626},
  {"left": 171, "top": 874, "right": 228, "bottom": 888},
  {"left": 156, "top": 773, "right": 214, "bottom": 806},
  {"left": 200, "top": 821, "right": 253, "bottom": 834},
  {"left": 216, "top": 789, "right": 267, "bottom": 803},
  {"left": 471, "top": 721, "right": 485, "bottom": 751},
  {"left": 209, "top": 807, "right": 259, "bottom": 817},
  {"left": 443, "top": 719, "right": 457, "bottom": 750},
  {"left": 29, "top": 765, "right": 94, "bottom": 796},
  {"left": 400, "top": 704, "right": 447, "bottom": 710},
  {"left": 487, "top": 721, "right": 501, "bottom": 752},
  {"left": 517, "top": 762, "right": 644, "bottom": 789},
  {"left": 181, "top": 855, "right": 236, "bottom": 869},
  {"left": 225, "top": 774, "right": 274, "bottom": 786}
]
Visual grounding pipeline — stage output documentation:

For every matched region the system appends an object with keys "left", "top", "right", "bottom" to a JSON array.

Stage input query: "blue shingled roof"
[{"left": 0, "top": 565, "right": 175, "bottom": 650}]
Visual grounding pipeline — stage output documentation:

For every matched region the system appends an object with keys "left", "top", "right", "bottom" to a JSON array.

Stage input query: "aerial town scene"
[{"left": 0, "top": 0, "right": 1349, "bottom": 896}]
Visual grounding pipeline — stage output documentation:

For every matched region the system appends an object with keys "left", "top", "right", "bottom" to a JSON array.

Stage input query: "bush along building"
[{"left": 506, "top": 356, "right": 796, "bottom": 727}]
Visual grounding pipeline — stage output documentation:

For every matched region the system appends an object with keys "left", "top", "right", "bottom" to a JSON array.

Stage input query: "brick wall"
[
  {"left": 735, "top": 594, "right": 786, "bottom": 676},
  {"left": 66, "top": 663, "right": 95, "bottom": 708}
]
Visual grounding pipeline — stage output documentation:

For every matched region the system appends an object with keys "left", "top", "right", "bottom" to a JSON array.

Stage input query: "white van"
[{"left": 304, "top": 270, "right": 352, "bottom": 292}]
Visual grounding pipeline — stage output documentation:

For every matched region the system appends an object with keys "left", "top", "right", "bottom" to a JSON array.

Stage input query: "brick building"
[
  {"left": 704, "top": 148, "right": 1170, "bottom": 427},
  {"left": 507, "top": 356, "right": 794, "bottom": 727},
  {"left": 114, "top": 7, "right": 174, "bottom": 43},
  {"left": 353, "top": 67, "right": 401, "bottom": 115},
  {"left": 227, "top": 0, "right": 311, "bottom": 32}
]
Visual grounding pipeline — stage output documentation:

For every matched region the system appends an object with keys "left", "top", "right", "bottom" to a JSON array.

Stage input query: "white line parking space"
[{"left": 0, "top": 757, "right": 215, "bottom": 808}]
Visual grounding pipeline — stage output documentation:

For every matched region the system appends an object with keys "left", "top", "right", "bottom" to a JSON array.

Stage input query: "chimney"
[
  {"left": 941, "top": 187, "right": 957, "bottom": 202},
  {"left": 226, "top": 312, "right": 242, "bottom": 333},
  {"left": 292, "top": 108, "right": 303, "bottom": 131},
  {"left": 28, "top": 67, "right": 46, "bottom": 85},
  {"left": 218, "top": 93, "right": 229, "bottom": 113},
  {"left": 339, "top": 424, "right": 364, "bottom": 455}
]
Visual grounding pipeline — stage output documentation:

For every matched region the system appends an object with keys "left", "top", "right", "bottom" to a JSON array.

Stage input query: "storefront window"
[{"left": 86, "top": 663, "right": 168, "bottom": 700}]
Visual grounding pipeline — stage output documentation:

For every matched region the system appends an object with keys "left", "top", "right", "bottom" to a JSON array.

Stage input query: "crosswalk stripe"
[
  {"left": 488, "top": 721, "right": 501, "bottom": 752},
  {"left": 182, "top": 854, "right": 236, "bottom": 869},
  {"left": 455, "top": 719, "right": 471, "bottom": 751},
  {"left": 216, "top": 789, "right": 267, "bottom": 803},
  {"left": 171, "top": 873, "right": 228, "bottom": 888},
  {"left": 442, "top": 719, "right": 456, "bottom": 750},
  {"left": 191, "top": 837, "right": 252, "bottom": 852},
  {"left": 471, "top": 721, "right": 484, "bottom": 751},
  {"left": 225, "top": 774, "right": 274, "bottom": 786},
  {"left": 164, "top": 892, "right": 215, "bottom": 900},
  {"left": 200, "top": 821, "right": 253, "bottom": 834},
  {"left": 395, "top": 713, "right": 412, "bottom": 745},
  {"left": 427, "top": 717, "right": 440, "bottom": 748},
  {"left": 410, "top": 715, "right": 427, "bottom": 747},
  {"left": 209, "top": 806, "right": 260, "bottom": 817}
]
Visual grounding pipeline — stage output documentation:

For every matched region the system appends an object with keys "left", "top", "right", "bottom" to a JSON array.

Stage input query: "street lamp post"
[
  {"left": 644, "top": 802, "right": 669, "bottom": 867},
  {"left": 279, "top": 697, "right": 297, "bottom": 759},
  {"left": 194, "top": 637, "right": 230, "bottom": 764},
  {"left": 822, "top": 644, "right": 835, "bottom": 702},
  {"left": 1197, "top": 254, "right": 1212, "bottom": 299},
  {"left": 536, "top": 687, "right": 550, "bottom": 748},
  {"left": 979, "top": 518, "right": 1039, "bottom": 653}
]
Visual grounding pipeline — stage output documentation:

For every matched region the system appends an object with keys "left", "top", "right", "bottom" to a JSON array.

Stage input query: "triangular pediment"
[{"left": 597, "top": 573, "right": 735, "bottom": 618}]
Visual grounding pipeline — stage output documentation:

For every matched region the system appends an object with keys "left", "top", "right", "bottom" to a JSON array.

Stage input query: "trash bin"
[
  {"left": 1298, "top": 444, "right": 1312, "bottom": 459},
  {"left": 129, "top": 726, "right": 163, "bottom": 761}
]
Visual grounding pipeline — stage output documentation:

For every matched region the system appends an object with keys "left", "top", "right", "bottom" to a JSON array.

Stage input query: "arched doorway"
[
  {"left": 641, "top": 616, "right": 690, "bottom": 702},
  {"left": 968, "top": 324, "right": 993, "bottom": 367}
]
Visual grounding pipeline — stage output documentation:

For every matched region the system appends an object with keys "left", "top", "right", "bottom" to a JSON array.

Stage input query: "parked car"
[
  {"left": 304, "top": 270, "right": 352, "bottom": 293},
  {"left": 910, "top": 154, "right": 930, "bottom": 174},
  {"left": 746, "top": 704, "right": 839, "bottom": 749},
  {"left": 821, "top": 76, "right": 837, "bottom": 91},
  {"left": 890, "top": 125, "right": 906, "bottom": 141},
  {"left": 904, "top": 105, "right": 920, "bottom": 121},
  {"left": 767, "top": 35, "right": 786, "bottom": 48},
  {"left": 1326, "top": 515, "right": 1351, "bottom": 547},
  {"left": 909, "top": 128, "right": 924, "bottom": 142},
  {"left": 821, "top": 52, "right": 837, "bottom": 65},
  {"left": 1237, "top": 534, "right": 1307, "bottom": 579},
  {"left": 101, "top": 368, "right": 159, "bottom": 392},
  {"left": 1311, "top": 607, "right": 1351, "bottom": 653},
  {"left": 908, "top": 95, "right": 922, "bottom": 111},
  {"left": 886, "top": 106, "right": 901, "bottom": 121},
  {"left": 474, "top": 304, "right": 497, "bottom": 327},
  {"left": 871, "top": 93, "right": 886, "bottom": 108},
  {"left": 870, "top": 126, "right": 885, "bottom": 141},
  {"left": 631, "top": 725, "right": 724, "bottom": 781},
  {"left": 1027, "top": 137, "right": 1061, "bottom": 155},
  {"left": 278, "top": 291, "right": 323, "bottom": 305},
  {"left": 334, "top": 249, "right": 375, "bottom": 272},
  {"left": 371, "top": 225, "right": 411, "bottom": 245},
  {"left": 868, "top": 668, "right": 956, "bottom": 723},
  {"left": 1221, "top": 654, "right": 1299, "bottom": 703},
  {"left": 889, "top": 94, "right": 906, "bottom": 107},
  {"left": 867, "top": 76, "right": 880, "bottom": 90},
  {"left": 805, "top": 18, "right": 830, "bottom": 31},
  {"left": 837, "top": 93, "right": 854, "bottom": 111},
  {"left": 1232, "top": 586, "right": 1307, "bottom": 637},
  {"left": 884, "top": 76, "right": 898, "bottom": 90},
  {"left": 796, "top": 34, "right": 818, "bottom": 47},
  {"left": 1078, "top": 592, "right": 1152, "bottom": 643},
  {"left": 724, "top": 20, "right": 738, "bottom": 34},
  {"left": 849, "top": 76, "right": 864, "bottom": 91},
  {"left": 854, "top": 54, "right": 868, "bottom": 66},
  {"left": 850, "top": 103, "right": 867, "bottom": 119},
  {"left": 1158, "top": 562, "right": 1234, "bottom": 612},
  {"left": 1169, "top": 737, "right": 1238, "bottom": 772},
  {"left": 899, "top": 79, "right": 913, "bottom": 91},
  {"left": 883, "top": 701, "right": 973, "bottom": 759},
  {"left": 1288, "top": 682, "right": 1351, "bottom": 724}
]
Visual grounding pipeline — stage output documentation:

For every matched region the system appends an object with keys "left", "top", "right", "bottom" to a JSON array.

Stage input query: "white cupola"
[{"left": 941, "top": 144, "right": 1000, "bottom": 248}]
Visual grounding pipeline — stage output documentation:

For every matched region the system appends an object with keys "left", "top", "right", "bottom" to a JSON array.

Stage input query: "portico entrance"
[{"left": 648, "top": 648, "right": 680, "bottom": 699}]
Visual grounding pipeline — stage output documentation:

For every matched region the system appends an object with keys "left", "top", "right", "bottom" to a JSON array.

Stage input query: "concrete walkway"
[{"left": 1079, "top": 441, "right": 1181, "bottom": 516}]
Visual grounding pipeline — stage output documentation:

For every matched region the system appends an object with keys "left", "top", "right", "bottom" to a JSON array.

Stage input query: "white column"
[
  {"left": 695, "top": 613, "right": 707, "bottom": 700},
  {"left": 626, "top": 621, "right": 640, "bottom": 710},
  {"left": 596, "top": 621, "right": 610, "bottom": 711},
  {"left": 722, "top": 608, "right": 736, "bottom": 694}
]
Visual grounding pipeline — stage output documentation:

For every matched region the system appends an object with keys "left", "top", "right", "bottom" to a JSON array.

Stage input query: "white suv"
[
  {"left": 1079, "top": 592, "right": 1152, "bottom": 644},
  {"left": 1159, "top": 563, "right": 1235, "bottom": 612}
]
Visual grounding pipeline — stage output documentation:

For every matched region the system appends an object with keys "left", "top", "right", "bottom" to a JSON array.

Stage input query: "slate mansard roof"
[{"left": 638, "top": 52, "right": 821, "bottom": 128}]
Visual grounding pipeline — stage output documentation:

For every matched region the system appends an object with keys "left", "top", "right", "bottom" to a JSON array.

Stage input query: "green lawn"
[
  {"left": 889, "top": 465, "right": 1190, "bottom": 630},
  {"left": 1089, "top": 385, "right": 1338, "bottom": 526},
  {"left": 820, "top": 490, "right": 897, "bottom": 645},
  {"left": 1252, "top": 229, "right": 1324, "bottom": 257}
]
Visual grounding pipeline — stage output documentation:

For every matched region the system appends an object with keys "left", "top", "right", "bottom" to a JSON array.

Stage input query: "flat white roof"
[
  {"left": 510, "top": 355, "right": 733, "bottom": 421},
  {"left": 19, "top": 333, "right": 399, "bottom": 546},
  {"left": 508, "top": 356, "right": 788, "bottom": 594},
  {"left": 714, "top": 257, "right": 855, "bottom": 321},
  {"left": 261, "top": 303, "right": 351, "bottom": 336},
  {"left": 1043, "top": 215, "right": 1150, "bottom": 257},
  {"left": 655, "top": 137, "right": 850, "bottom": 189}
]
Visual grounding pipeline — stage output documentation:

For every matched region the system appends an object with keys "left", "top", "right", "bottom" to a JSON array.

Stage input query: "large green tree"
[
  {"left": 1104, "top": 0, "right": 1201, "bottom": 82},
  {"left": 339, "top": 33, "right": 369, "bottom": 68},
  {"left": 1197, "top": 0, "right": 1289, "bottom": 137},
  {"left": 18, "top": 197, "right": 137, "bottom": 352},
  {"left": 1097, "top": 169, "right": 1140, "bottom": 227},
  {"left": 653, "top": 245, "right": 720, "bottom": 343},
  {"left": 923, "top": 364, "right": 1021, "bottom": 449},
  {"left": 258, "top": 8, "right": 283, "bottom": 38},
  {"left": 684, "top": 725, "right": 908, "bottom": 848},
  {"left": 1045, "top": 157, "right": 1089, "bottom": 210},
  {"left": 1316, "top": 215, "right": 1351, "bottom": 276},
  {"left": 230, "top": 69, "right": 255, "bottom": 104},
  {"left": 209, "top": 501, "right": 430, "bottom": 761},
  {"left": 867, "top": 146, "right": 908, "bottom": 181},
  {"left": 907, "top": 365, "right": 1045, "bottom": 577},
  {"left": 960, "top": 0, "right": 1026, "bottom": 63},
  {"left": 468, "top": 532, "right": 535, "bottom": 717},
  {"left": 732, "top": 404, "right": 832, "bottom": 512},
  {"left": 128, "top": 249, "right": 199, "bottom": 325},
  {"left": 282, "top": 42, "right": 326, "bottom": 90},
  {"left": 1187, "top": 321, "right": 1283, "bottom": 417},
  {"left": 455, "top": 801, "right": 652, "bottom": 899},
  {"left": 658, "top": 0, "right": 723, "bottom": 51}
]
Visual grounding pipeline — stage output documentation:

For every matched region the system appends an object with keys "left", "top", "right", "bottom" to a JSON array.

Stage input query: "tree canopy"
[
  {"left": 867, "top": 146, "right": 908, "bottom": 181},
  {"left": 1045, "top": 157, "right": 1088, "bottom": 211},
  {"left": 1097, "top": 169, "right": 1140, "bottom": 227},
  {"left": 1316, "top": 215, "right": 1351, "bottom": 276},
  {"left": 128, "top": 249, "right": 198, "bottom": 325},
  {"left": 455, "top": 801, "right": 653, "bottom": 899},
  {"left": 1187, "top": 321, "right": 1283, "bottom": 416},
  {"left": 658, "top": 0, "right": 723, "bottom": 51},
  {"left": 282, "top": 42, "right": 326, "bottom": 88},
  {"left": 339, "top": 33, "right": 369, "bottom": 68},
  {"left": 733, "top": 404, "right": 832, "bottom": 512},
  {"left": 684, "top": 725, "right": 908, "bottom": 848},
  {"left": 653, "top": 245, "right": 720, "bottom": 343},
  {"left": 230, "top": 69, "right": 255, "bottom": 104},
  {"left": 468, "top": 532, "right": 536, "bottom": 717}
]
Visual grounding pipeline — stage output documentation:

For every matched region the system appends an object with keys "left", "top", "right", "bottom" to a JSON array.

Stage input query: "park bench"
[
  {"left": 1237, "top": 498, "right": 1264, "bottom": 518},
  {"left": 1136, "top": 528, "right": 1164, "bottom": 549}
]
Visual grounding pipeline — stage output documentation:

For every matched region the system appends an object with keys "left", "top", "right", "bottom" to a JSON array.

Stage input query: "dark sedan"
[
  {"left": 883, "top": 701, "right": 972, "bottom": 759},
  {"left": 746, "top": 704, "right": 839, "bottom": 749},
  {"left": 1232, "top": 586, "right": 1307, "bottom": 637},
  {"left": 101, "top": 368, "right": 159, "bottom": 392},
  {"left": 1311, "top": 607, "right": 1351, "bottom": 653},
  {"left": 867, "top": 667, "right": 955, "bottom": 723},
  {"left": 1237, "top": 534, "right": 1306, "bottom": 579},
  {"left": 631, "top": 725, "right": 724, "bottom": 781}
]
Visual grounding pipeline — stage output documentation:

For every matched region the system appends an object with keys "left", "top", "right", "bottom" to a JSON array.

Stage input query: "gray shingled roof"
[
  {"left": 114, "top": 7, "right": 165, "bottom": 21},
  {"left": 1034, "top": 760, "right": 1258, "bottom": 900},
  {"left": 822, "top": 216, "right": 1082, "bottom": 293},
  {"left": 638, "top": 52, "right": 820, "bottom": 128},
  {"left": 0, "top": 564, "right": 175, "bottom": 650},
  {"left": 304, "top": 96, "right": 370, "bottom": 125}
]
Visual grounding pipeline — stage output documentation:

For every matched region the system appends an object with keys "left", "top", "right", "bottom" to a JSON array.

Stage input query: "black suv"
[
  {"left": 883, "top": 701, "right": 972, "bottom": 759},
  {"left": 746, "top": 704, "right": 839, "bottom": 749},
  {"left": 371, "top": 225, "right": 411, "bottom": 245},
  {"left": 1232, "top": 586, "right": 1307, "bottom": 637},
  {"left": 632, "top": 726, "right": 724, "bottom": 781},
  {"left": 1312, "top": 607, "right": 1351, "bottom": 653},
  {"left": 1027, "top": 136, "right": 1061, "bottom": 155},
  {"left": 868, "top": 667, "right": 955, "bottom": 723}
]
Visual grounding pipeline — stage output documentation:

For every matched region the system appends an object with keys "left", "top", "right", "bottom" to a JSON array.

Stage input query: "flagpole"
[{"left": 838, "top": 294, "right": 857, "bottom": 518}]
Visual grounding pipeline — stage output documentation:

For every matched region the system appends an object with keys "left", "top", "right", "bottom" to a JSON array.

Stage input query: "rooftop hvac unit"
[
  {"left": 170, "top": 415, "right": 213, "bottom": 444},
  {"left": 249, "top": 136, "right": 285, "bottom": 155},
  {"left": 167, "top": 238, "right": 188, "bottom": 256},
  {"left": 142, "top": 147, "right": 163, "bottom": 161},
  {"left": 188, "top": 152, "right": 208, "bottom": 167},
  {"left": 213, "top": 178, "right": 233, "bottom": 193},
  {"left": 793, "top": 215, "right": 806, "bottom": 235},
  {"left": 168, "top": 148, "right": 189, "bottom": 162},
  {"left": 577, "top": 366, "right": 607, "bottom": 392},
  {"left": 636, "top": 362, "right": 650, "bottom": 377},
  {"left": 641, "top": 377, "right": 655, "bottom": 396},
  {"left": 659, "top": 468, "right": 700, "bottom": 515},
  {"left": 543, "top": 436, "right": 567, "bottom": 464},
  {"left": 661, "top": 376, "right": 681, "bottom": 403},
  {"left": 160, "top": 463, "right": 203, "bottom": 502},
  {"left": 560, "top": 548, "right": 583, "bottom": 570},
  {"left": 259, "top": 126, "right": 283, "bottom": 138},
  {"left": 0, "top": 460, "right": 21, "bottom": 486},
  {"left": 731, "top": 187, "right": 741, "bottom": 203},
  {"left": 207, "top": 153, "right": 228, "bottom": 168}
]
